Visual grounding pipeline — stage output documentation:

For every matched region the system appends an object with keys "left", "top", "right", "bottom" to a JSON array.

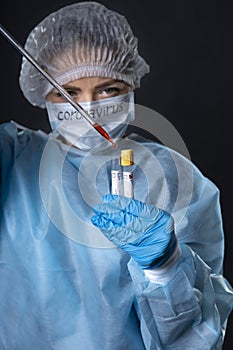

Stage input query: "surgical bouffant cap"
[{"left": 19, "top": 1, "right": 150, "bottom": 108}]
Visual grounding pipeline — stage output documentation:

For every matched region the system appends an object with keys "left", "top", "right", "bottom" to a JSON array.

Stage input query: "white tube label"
[
  {"left": 111, "top": 170, "right": 122, "bottom": 195},
  {"left": 123, "top": 171, "right": 134, "bottom": 198}
]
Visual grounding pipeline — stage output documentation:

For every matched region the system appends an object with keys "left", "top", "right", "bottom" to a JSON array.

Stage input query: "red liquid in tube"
[{"left": 94, "top": 123, "right": 117, "bottom": 149}]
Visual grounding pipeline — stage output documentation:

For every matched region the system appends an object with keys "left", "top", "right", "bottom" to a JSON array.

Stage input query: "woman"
[{"left": 0, "top": 2, "right": 232, "bottom": 349}]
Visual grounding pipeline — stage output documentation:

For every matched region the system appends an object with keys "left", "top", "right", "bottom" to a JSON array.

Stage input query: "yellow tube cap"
[{"left": 121, "top": 149, "right": 134, "bottom": 166}]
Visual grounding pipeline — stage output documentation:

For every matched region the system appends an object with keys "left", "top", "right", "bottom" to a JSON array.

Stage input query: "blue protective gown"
[{"left": 0, "top": 121, "right": 233, "bottom": 349}]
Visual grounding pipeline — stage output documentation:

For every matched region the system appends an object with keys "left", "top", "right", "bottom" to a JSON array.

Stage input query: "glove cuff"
[
  {"left": 144, "top": 243, "right": 181, "bottom": 283},
  {"left": 145, "top": 231, "right": 177, "bottom": 269}
]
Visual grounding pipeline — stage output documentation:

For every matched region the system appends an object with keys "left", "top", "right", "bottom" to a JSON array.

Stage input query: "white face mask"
[{"left": 46, "top": 92, "right": 135, "bottom": 150}]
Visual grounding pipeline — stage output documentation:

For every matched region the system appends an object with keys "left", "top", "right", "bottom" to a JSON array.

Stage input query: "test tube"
[
  {"left": 111, "top": 157, "right": 122, "bottom": 195},
  {"left": 121, "top": 149, "right": 134, "bottom": 198}
]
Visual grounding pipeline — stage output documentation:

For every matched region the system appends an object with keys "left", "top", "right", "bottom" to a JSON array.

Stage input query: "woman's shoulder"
[{"left": 0, "top": 121, "right": 48, "bottom": 145}]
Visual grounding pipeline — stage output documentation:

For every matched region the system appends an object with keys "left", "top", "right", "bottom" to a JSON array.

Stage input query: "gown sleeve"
[{"left": 0, "top": 122, "right": 32, "bottom": 185}]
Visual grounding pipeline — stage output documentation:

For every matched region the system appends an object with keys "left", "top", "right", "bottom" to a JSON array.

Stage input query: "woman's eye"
[
  {"left": 55, "top": 90, "right": 77, "bottom": 97},
  {"left": 56, "top": 89, "right": 77, "bottom": 99},
  {"left": 99, "top": 87, "right": 120, "bottom": 95},
  {"left": 66, "top": 90, "right": 78, "bottom": 97}
]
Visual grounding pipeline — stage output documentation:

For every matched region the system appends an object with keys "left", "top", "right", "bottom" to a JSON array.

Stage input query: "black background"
[{"left": 1, "top": 0, "right": 233, "bottom": 347}]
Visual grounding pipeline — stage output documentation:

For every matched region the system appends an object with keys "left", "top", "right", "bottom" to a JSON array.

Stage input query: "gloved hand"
[{"left": 91, "top": 194, "right": 177, "bottom": 269}]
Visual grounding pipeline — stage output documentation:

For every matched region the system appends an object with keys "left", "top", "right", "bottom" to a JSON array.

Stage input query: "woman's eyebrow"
[
  {"left": 94, "top": 80, "right": 124, "bottom": 88},
  {"left": 62, "top": 85, "right": 81, "bottom": 90}
]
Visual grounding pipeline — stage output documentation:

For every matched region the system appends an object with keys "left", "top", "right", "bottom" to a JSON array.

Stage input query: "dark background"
[{"left": 1, "top": 0, "right": 232, "bottom": 347}]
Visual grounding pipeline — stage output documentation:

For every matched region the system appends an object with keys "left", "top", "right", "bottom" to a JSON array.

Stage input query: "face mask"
[{"left": 46, "top": 92, "right": 135, "bottom": 150}]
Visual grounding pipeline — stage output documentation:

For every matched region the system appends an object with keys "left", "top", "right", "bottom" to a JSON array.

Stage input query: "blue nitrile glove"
[{"left": 91, "top": 194, "right": 177, "bottom": 269}]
